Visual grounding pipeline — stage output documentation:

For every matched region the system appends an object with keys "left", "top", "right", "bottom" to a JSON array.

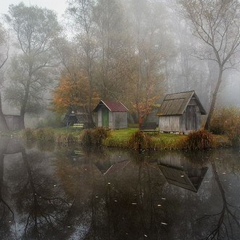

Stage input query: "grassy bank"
[{"left": 21, "top": 127, "right": 231, "bottom": 150}]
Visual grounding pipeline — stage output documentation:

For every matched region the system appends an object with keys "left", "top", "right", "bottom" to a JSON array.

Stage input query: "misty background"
[{"left": 0, "top": 0, "right": 240, "bottom": 129}]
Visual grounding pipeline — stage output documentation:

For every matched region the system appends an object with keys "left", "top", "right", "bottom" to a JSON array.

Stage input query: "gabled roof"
[
  {"left": 103, "top": 160, "right": 130, "bottom": 176},
  {"left": 159, "top": 164, "right": 208, "bottom": 192},
  {"left": 157, "top": 90, "right": 206, "bottom": 116},
  {"left": 93, "top": 100, "right": 128, "bottom": 112}
]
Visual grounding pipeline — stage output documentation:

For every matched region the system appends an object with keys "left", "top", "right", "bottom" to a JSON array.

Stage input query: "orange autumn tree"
[
  {"left": 123, "top": 53, "right": 163, "bottom": 128},
  {"left": 53, "top": 72, "right": 99, "bottom": 117},
  {"left": 132, "top": 83, "right": 160, "bottom": 129},
  {"left": 133, "top": 99, "right": 159, "bottom": 129}
]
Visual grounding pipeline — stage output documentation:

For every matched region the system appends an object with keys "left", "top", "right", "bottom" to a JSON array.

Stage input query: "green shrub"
[
  {"left": 128, "top": 130, "right": 153, "bottom": 151},
  {"left": 211, "top": 107, "right": 240, "bottom": 146},
  {"left": 183, "top": 129, "right": 213, "bottom": 151}
]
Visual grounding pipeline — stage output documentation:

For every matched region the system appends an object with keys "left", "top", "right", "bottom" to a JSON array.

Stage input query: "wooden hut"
[
  {"left": 93, "top": 100, "right": 128, "bottom": 129},
  {"left": 157, "top": 91, "right": 206, "bottom": 134}
]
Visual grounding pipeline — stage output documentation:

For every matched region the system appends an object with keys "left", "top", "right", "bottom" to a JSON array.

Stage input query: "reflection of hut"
[
  {"left": 93, "top": 100, "right": 128, "bottom": 129},
  {"left": 159, "top": 165, "right": 207, "bottom": 192},
  {"left": 157, "top": 91, "right": 206, "bottom": 134},
  {"left": 0, "top": 138, "right": 25, "bottom": 155},
  {"left": 94, "top": 160, "right": 130, "bottom": 176},
  {"left": 4, "top": 115, "right": 22, "bottom": 131},
  {"left": 94, "top": 160, "right": 112, "bottom": 175},
  {"left": 103, "top": 160, "right": 130, "bottom": 176},
  {"left": 158, "top": 153, "right": 208, "bottom": 192}
]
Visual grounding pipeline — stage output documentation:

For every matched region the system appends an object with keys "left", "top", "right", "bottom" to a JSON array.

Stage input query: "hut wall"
[
  {"left": 112, "top": 112, "right": 128, "bottom": 129},
  {"left": 97, "top": 110, "right": 102, "bottom": 127},
  {"left": 95, "top": 106, "right": 128, "bottom": 129},
  {"left": 109, "top": 112, "right": 113, "bottom": 129},
  {"left": 181, "top": 104, "right": 202, "bottom": 132},
  {"left": 159, "top": 116, "right": 180, "bottom": 132},
  {"left": 196, "top": 106, "right": 202, "bottom": 129}
]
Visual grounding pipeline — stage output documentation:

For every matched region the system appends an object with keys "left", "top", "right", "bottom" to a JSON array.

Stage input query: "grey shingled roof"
[{"left": 157, "top": 91, "right": 206, "bottom": 116}]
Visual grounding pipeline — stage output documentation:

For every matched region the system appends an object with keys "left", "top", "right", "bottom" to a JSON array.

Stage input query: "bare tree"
[
  {"left": 126, "top": 0, "right": 170, "bottom": 126},
  {"left": 198, "top": 162, "right": 240, "bottom": 239},
  {"left": 93, "top": 0, "right": 133, "bottom": 100},
  {"left": 67, "top": 0, "right": 98, "bottom": 126},
  {"left": 4, "top": 3, "right": 61, "bottom": 129},
  {"left": 179, "top": 0, "right": 240, "bottom": 129}
]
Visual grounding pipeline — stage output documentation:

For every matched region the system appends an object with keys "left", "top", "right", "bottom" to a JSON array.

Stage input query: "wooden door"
[
  {"left": 102, "top": 108, "right": 109, "bottom": 127},
  {"left": 186, "top": 105, "right": 197, "bottom": 130}
]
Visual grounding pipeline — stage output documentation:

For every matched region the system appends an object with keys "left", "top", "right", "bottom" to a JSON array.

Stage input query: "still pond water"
[{"left": 1, "top": 137, "right": 240, "bottom": 240}]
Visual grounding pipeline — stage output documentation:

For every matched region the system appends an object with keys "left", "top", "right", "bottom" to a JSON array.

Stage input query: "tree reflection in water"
[
  {"left": 55, "top": 147, "right": 169, "bottom": 239},
  {"left": 19, "top": 150, "right": 69, "bottom": 239},
  {"left": 1, "top": 138, "right": 71, "bottom": 239},
  {"left": 101, "top": 152, "right": 167, "bottom": 240},
  {"left": 0, "top": 138, "right": 15, "bottom": 240},
  {"left": 197, "top": 160, "right": 240, "bottom": 240},
  {"left": 1, "top": 138, "right": 240, "bottom": 239}
]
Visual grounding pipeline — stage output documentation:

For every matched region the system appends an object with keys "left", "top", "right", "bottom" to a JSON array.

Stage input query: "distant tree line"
[{"left": 0, "top": 0, "right": 240, "bottom": 130}]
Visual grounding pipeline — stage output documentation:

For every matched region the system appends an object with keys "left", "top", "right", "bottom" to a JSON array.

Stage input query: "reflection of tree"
[
  {"left": 0, "top": 138, "right": 14, "bottom": 239},
  {"left": 55, "top": 147, "right": 105, "bottom": 238},
  {"left": 8, "top": 149, "right": 70, "bottom": 239},
  {"left": 55, "top": 147, "right": 168, "bottom": 239},
  {"left": 198, "top": 162, "right": 240, "bottom": 240},
  {"left": 100, "top": 153, "right": 167, "bottom": 240},
  {"left": 54, "top": 147, "right": 240, "bottom": 239}
]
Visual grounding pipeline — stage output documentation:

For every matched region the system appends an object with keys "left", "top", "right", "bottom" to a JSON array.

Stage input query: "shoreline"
[{"left": 17, "top": 127, "right": 232, "bottom": 151}]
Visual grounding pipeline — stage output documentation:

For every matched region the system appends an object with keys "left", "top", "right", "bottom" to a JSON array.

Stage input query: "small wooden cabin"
[
  {"left": 93, "top": 100, "right": 128, "bottom": 129},
  {"left": 157, "top": 91, "right": 206, "bottom": 134}
]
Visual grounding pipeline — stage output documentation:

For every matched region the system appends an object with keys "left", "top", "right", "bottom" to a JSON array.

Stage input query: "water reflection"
[
  {"left": 1, "top": 137, "right": 240, "bottom": 239},
  {"left": 0, "top": 138, "right": 16, "bottom": 239},
  {"left": 0, "top": 137, "right": 70, "bottom": 239},
  {"left": 197, "top": 161, "right": 240, "bottom": 240},
  {"left": 158, "top": 152, "right": 208, "bottom": 192}
]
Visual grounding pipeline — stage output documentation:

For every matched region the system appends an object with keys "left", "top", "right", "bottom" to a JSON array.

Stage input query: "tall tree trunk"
[
  {"left": 19, "top": 114, "right": 25, "bottom": 130},
  {"left": 0, "top": 92, "right": 9, "bottom": 132},
  {"left": 204, "top": 66, "right": 223, "bottom": 130},
  {"left": 19, "top": 100, "right": 26, "bottom": 130},
  {"left": 87, "top": 61, "right": 95, "bottom": 128},
  {"left": 19, "top": 79, "right": 31, "bottom": 130}
]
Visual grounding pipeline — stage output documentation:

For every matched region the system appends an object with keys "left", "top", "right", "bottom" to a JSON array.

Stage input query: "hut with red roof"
[{"left": 93, "top": 100, "right": 128, "bottom": 129}]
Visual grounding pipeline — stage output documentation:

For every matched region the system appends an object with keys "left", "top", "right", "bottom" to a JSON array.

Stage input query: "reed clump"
[
  {"left": 128, "top": 130, "right": 153, "bottom": 151},
  {"left": 81, "top": 127, "right": 109, "bottom": 146},
  {"left": 183, "top": 129, "right": 213, "bottom": 151}
]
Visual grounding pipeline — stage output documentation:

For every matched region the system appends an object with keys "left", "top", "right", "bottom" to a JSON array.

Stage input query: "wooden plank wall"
[{"left": 159, "top": 116, "right": 180, "bottom": 132}]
